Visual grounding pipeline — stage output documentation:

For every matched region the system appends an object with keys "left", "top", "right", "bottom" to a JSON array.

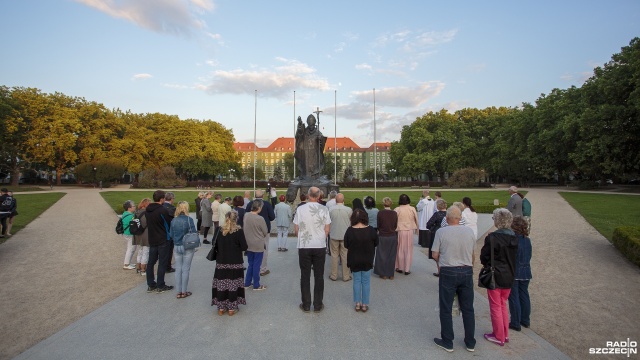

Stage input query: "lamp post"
[
  {"left": 93, "top": 167, "right": 97, "bottom": 188},
  {"left": 228, "top": 169, "right": 235, "bottom": 182}
]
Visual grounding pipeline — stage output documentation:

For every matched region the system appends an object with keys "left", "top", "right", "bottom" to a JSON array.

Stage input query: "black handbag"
[
  {"left": 478, "top": 234, "right": 496, "bottom": 289},
  {"left": 205, "top": 230, "right": 220, "bottom": 261}
]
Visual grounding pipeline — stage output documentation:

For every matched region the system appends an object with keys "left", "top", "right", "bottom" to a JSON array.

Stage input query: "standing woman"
[
  {"left": 480, "top": 208, "right": 518, "bottom": 346},
  {"left": 201, "top": 191, "right": 213, "bottom": 244},
  {"left": 243, "top": 200, "right": 268, "bottom": 291},
  {"left": 233, "top": 195, "right": 246, "bottom": 227},
  {"left": 133, "top": 198, "right": 151, "bottom": 275},
  {"left": 462, "top": 197, "right": 478, "bottom": 239},
  {"left": 121, "top": 200, "right": 137, "bottom": 270},
  {"left": 352, "top": 198, "right": 365, "bottom": 212},
  {"left": 373, "top": 197, "right": 398, "bottom": 279},
  {"left": 212, "top": 211, "right": 248, "bottom": 316},
  {"left": 427, "top": 199, "right": 447, "bottom": 277},
  {"left": 394, "top": 194, "right": 418, "bottom": 275},
  {"left": 364, "top": 196, "right": 378, "bottom": 230},
  {"left": 170, "top": 201, "right": 198, "bottom": 299},
  {"left": 5, "top": 191, "right": 17, "bottom": 236},
  {"left": 508, "top": 216, "right": 532, "bottom": 332},
  {"left": 344, "top": 208, "right": 379, "bottom": 312},
  {"left": 195, "top": 192, "right": 204, "bottom": 234}
]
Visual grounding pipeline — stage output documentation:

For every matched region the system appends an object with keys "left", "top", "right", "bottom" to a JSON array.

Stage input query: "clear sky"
[{"left": 1, "top": 1, "right": 638, "bottom": 147}]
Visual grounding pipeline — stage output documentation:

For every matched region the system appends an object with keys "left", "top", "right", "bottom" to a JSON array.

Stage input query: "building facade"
[{"left": 234, "top": 137, "right": 391, "bottom": 181}]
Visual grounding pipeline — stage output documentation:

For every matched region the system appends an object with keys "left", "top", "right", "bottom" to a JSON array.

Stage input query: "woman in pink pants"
[
  {"left": 394, "top": 194, "right": 418, "bottom": 275},
  {"left": 480, "top": 208, "right": 518, "bottom": 346}
]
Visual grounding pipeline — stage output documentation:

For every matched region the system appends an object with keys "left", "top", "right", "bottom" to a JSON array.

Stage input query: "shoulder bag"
[
  {"left": 205, "top": 228, "right": 220, "bottom": 261},
  {"left": 478, "top": 234, "right": 496, "bottom": 289},
  {"left": 182, "top": 217, "right": 201, "bottom": 250}
]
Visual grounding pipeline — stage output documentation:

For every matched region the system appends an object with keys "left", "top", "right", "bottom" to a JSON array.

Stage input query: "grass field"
[
  {"left": 1, "top": 192, "right": 66, "bottom": 244},
  {"left": 100, "top": 189, "right": 517, "bottom": 214},
  {"left": 559, "top": 192, "right": 640, "bottom": 241}
]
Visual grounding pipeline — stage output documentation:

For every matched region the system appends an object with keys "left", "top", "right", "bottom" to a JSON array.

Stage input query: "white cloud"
[
  {"left": 205, "top": 59, "right": 219, "bottom": 67},
  {"left": 163, "top": 83, "right": 189, "bottom": 89},
  {"left": 355, "top": 63, "right": 372, "bottom": 71},
  {"left": 132, "top": 73, "right": 152, "bottom": 80},
  {"left": 202, "top": 58, "right": 330, "bottom": 99},
  {"left": 75, "top": 0, "right": 214, "bottom": 36},
  {"left": 351, "top": 82, "right": 445, "bottom": 108}
]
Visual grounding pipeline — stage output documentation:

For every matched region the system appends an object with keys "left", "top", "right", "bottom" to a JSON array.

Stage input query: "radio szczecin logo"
[{"left": 589, "top": 339, "right": 637, "bottom": 357}]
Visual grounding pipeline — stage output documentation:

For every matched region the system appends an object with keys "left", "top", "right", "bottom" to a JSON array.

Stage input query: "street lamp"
[{"left": 228, "top": 169, "right": 235, "bottom": 182}]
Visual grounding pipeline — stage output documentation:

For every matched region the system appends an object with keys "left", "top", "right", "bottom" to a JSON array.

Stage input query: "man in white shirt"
[
  {"left": 294, "top": 186, "right": 331, "bottom": 313},
  {"left": 218, "top": 196, "right": 232, "bottom": 225},
  {"left": 417, "top": 189, "right": 436, "bottom": 248}
]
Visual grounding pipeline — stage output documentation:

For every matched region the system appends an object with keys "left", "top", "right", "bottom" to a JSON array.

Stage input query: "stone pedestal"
[{"left": 286, "top": 176, "right": 339, "bottom": 203}]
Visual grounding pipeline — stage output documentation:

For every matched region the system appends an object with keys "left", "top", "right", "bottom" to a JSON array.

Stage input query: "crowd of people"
[{"left": 117, "top": 186, "right": 533, "bottom": 353}]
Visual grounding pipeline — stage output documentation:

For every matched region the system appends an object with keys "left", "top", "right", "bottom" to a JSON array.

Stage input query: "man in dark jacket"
[
  {"left": 145, "top": 190, "right": 174, "bottom": 293},
  {"left": 0, "top": 188, "right": 16, "bottom": 238},
  {"left": 245, "top": 189, "right": 275, "bottom": 275},
  {"left": 163, "top": 192, "right": 176, "bottom": 273}
]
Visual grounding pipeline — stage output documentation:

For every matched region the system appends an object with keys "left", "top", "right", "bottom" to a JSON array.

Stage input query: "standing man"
[
  {"left": 163, "top": 192, "right": 176, "bottom": 273},
  {"left": 243, "top": 190, "right": 252, "bottom": 207},
  {"left": 431, "top": 206, "right": 477, "bottom": 352},
  {"left": 325, "top": 190, "right": 337, "bottom": 210},
  {"left": 195, "top": 192, "right": 204, "bottom": 234},
  {"left": 245, "top": 189, "right": 275, "bottom": 275},
  {"left": 294, "top": 187, "right": 331, "bottom": 313},
  {"left": 211, "top": 194, "right": 222, "bottom": 237},
  {"left": 274, "top": 195, "right": 292, "bottom": 252},
  {"left": 219, "top": 196, "right": 232, "bottom": 225},
  {"left": 0, "top": 188, "right": 16, "bottom": 238},
  {"left": 417, "top": 189, "right": 436, "bottom": 248},
  {"left": 268, "top": 184, "right": 277, "bottom": 207},
  {"left": 507, "top": 186, "right": 523, "bottom": 216},
  {"left": 328, "top": 193, "right": 352, "bottom": 281},
  {"left": 145, "top": 190, "right": 174, "bottom": 293}
]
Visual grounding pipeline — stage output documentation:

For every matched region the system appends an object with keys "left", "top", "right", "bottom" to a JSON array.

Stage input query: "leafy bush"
[
  {"left": 612, "top": 226, "right": 640, "bottom": 267},
  {"left": 447, "top": 168, "right": 485, "bottom": 188},
  {"left": 138, "top": 167, "right": 185, "bottom": 188}
]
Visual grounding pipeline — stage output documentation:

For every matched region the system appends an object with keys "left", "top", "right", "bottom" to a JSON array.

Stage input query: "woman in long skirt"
[
  {"left": 373, "top": 197, "right": 398, "bottom": 279},
  {"left": 394, "top": 194, "right": 418, "bottom": 275},
  {"left": 212, "top": 211, "right": 248, "bottom": 316}
]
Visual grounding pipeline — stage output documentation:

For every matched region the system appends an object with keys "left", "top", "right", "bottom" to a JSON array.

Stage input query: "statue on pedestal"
[{"left": 294, "top": 114, "right": 327, "bottom": 179}]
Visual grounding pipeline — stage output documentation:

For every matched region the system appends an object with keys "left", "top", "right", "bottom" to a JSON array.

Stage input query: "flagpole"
[
  {"left": 334, "top": 90, "right": 337, "bottom": 185},
  {"left": 293, "top": 90, "right": 296, "bottom": 180},
  {"left": 253, "top": 90, "right": 257, "bottom": 192},
  {"left": 373, "top": 88, "right": 377, "bottom": 201}
]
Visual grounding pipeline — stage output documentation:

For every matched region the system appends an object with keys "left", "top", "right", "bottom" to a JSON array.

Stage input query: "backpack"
[
  {"left": 522, "top": 198, "right": 532, "bottom": 217},
  {"left": 115, "top": 217, "right": 125, "bottom": 234},
  {"left": 129, "top": 213, "right": 146, "bottom": 235}
]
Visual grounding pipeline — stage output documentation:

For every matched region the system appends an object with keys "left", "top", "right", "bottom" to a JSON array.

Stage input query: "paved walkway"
[{"left": 4, "top": 187, "right": 635, "bottom": 359}]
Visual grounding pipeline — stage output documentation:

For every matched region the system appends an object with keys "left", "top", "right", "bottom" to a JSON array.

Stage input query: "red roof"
[
  {"left": 365, "top": 142, "right": 391, "bottom": 151},
  {"left": 264, "top": 137, "right": 295, "bottom": 152},
  {"left": 324, "top": 137, "right": 363, "bottom": 152},
  {"left": 233, "top": 142, "right": 262, "bottom": 151}
]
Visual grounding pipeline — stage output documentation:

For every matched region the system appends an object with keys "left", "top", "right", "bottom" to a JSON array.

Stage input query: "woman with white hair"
[
  {"left": 201, "top": 191, "right": 213, "bottom": 244},
  {"left": 480, "top": 208, "right": 518, "bottom": 347}
]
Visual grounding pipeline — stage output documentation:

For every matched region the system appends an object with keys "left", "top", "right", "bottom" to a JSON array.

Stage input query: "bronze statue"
[{"left": 294, "top": 114, "right": 327, "bottom": 179}]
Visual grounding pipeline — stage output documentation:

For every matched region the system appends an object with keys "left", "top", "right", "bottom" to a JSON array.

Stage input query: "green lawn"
[
  {"left": 560, "top": 192, "right": 640, "bottom": 241},
  {"left": 1, "top": 192, "right": 66, "bottom": 244},
  {"left": 100, "top": 189, "right": 517, "bottom": 214}
]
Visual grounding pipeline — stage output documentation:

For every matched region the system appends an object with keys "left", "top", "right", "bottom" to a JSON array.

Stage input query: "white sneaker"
[{"left": 123, "top": 264, "right": 136, "bottom": 270}]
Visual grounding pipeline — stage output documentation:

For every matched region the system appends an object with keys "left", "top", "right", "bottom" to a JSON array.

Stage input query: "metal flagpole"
[
  {"left": 293, "top": 91, "right": 296, "bottom": 180},
  {"left": 334, "top": 90, "right": 337, "bottom": 185},
  {"left": 253, "top": 90, "right": 257, "bottom": 192},
  {"left": 373, "top": 88, "right": 377, "bottom": 201}
]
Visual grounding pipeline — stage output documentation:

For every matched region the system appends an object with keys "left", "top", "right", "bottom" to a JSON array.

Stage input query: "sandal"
[
  {"left": 361, "top": 305, "right": 368, "bottom": 313},
  {"left": 176, "top": 293, "right": 185, "bottom": 299},
  {"left": 217, "top": 308, "right": 227, "bottom": 316},
  {"left": 183, "top": 292, "right": 192, "bottom": 297},
  {"left": 228, "top": 308, "right": 239, "bottom": 316},
  {"left": 355, "top": 303, "right": 361, "bottom": 312}
]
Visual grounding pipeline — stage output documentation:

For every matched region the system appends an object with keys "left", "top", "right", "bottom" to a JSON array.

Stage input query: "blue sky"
[{"left": 1, "top": 1, "right": 638, "bottom": 147}]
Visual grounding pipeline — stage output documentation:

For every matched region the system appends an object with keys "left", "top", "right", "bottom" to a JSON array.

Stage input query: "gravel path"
[
  {"left": 0, "top": 188, "right": 143, "bottom": 360},
  {"left": 475, "top": 188, "right": 640, "bottom": 359}
]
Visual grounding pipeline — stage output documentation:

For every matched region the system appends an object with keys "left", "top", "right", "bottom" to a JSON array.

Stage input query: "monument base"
[{"left": 286, "top": 176, "right": 339, "bottom": 203}]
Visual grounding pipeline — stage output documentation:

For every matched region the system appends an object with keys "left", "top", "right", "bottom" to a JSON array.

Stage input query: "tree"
[
  {"left": 362, "top": 168, "right": 375, "bottom": 181},
  {"left": 283, "top": 152, "right": 294, "bottom": 180},
  {"left": 273, "top": 166, "right": 284, "bottom": 181},
  {"left": 0, "top": 86, "right": 32, "bottom": 186},
  {"left": 322, "top": 155, "right": 342, "bottom": 180},
  {"left": 343, "top": 163, "right": 354, "bottom": 182},
  {"left": 243, "top": 166, "right": 265, "bottom": 181}
]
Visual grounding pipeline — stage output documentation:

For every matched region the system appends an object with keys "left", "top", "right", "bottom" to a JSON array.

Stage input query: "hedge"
[
  {"left": 612, "top": 226, "right": 640, "bottom": 267},
  {"left": 474, "top": 204, "right": 504, "bottom": 214}
]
